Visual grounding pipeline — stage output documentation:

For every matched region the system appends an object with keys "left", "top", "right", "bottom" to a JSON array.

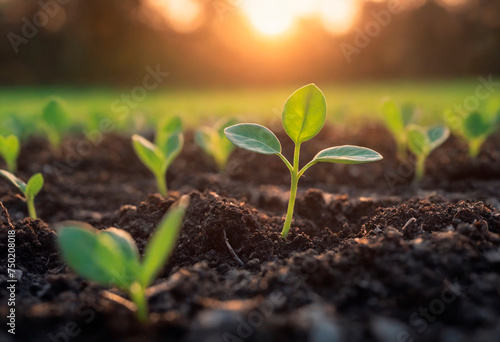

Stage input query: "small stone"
[
  {"left": 371, "top": 316, "right": 412, "bottom": 342},
  {"left": 484, "top": 249, "right": 500, "bottom": 263},
  {"left": 385, "top": 227, "right": 403, "bottom": 239}
]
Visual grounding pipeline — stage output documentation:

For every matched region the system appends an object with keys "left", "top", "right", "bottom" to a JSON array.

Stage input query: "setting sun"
[
  {"left": 241, "top": 0, "right": 360, "bottom": 36},
  {"left": 242, "top": 0, "right": 296, "bottom": 36}
]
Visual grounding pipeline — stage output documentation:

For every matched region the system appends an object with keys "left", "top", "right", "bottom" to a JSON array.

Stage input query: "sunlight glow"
[
  {"left": 318, "top": 0, "right": 359, "bottom": 34},
  {"left": 241, "top": 0, "right": 361, "bottom": 37},
  {"left": 146, "top": 0, "right": 203, "bottom": 33},
  {"left": 242, "top": 0, "right": 296, "bottom": 36}
]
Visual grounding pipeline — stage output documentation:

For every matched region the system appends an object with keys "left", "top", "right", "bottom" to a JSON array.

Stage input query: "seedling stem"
[
  {"left": 413, "top": 155, "right": 426, "bottom": 186},
  {"left": 224, "top": 84, "right": 383, "bottom": 241},
  {"left": 129, "top": 282, "right": 148, "bottom": 323},
  {"left": 282, "top": 144, "right": 300, "bottom": 239},
  {"left": 155, "top": 173, "right": 167, "bottom": 197},
  {"left": 27, "top": 198, "right": 37, "bottom": 220}
]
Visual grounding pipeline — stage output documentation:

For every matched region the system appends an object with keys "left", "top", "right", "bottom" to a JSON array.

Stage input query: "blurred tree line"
[{"left": 0, "top": 0, "right": 499, "bottom": 86}]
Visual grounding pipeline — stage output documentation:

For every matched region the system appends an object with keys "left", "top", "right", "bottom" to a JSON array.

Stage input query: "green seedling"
[
  {"left": 225, "top": 84, "right": 383, "bottom": 240},
  {"left": 132, "top": 117, "right": 183, "bottom": 196},
  {"left": 381, "top": 100, "right": 415, "bottom": 159},
  {"left": 461, "top": 111, "right": 500, "bottom": 158},
  {"left": 406, "top": 124, "right": 450, "bottom": 185},
  {"left": 195, "top": 118, "right": 238, "bottom": 170},
  {"left": 57, "top": 196, "right": 188, "bottom": 322},
  {"left": 0, "top": 170, "right": 44, "bottom": 219},
  {"left": 0, "top": 135, "right": 20, "bottom": 173},
  {"left": 42, "top": 98, "right": 69, "bottom": 150}
]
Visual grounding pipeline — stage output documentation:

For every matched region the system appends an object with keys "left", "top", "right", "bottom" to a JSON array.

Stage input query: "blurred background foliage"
[{"left": 1, "top": 0, "right": 499, "bottom": 87}]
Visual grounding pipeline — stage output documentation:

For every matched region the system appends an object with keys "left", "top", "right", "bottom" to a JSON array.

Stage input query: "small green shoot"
[
  {"left": 225, "top": 84, "right": 383, "bottom": 240},
  {"left": 0, "top": 135, "right": 20, "bottom": 173},
  {"left": 0, "top": 170, "right": 44, "bottom": 219},
  {"left": 56, "top": 196, "right": 189, "bottom": 322},
  {"left": 195, "top": 118, "right": 238, "bottom": 171},
  {"left": 42, "top": 98, "right": 69, "bottom": 150},
  {"left": 461, "top": 111, "right": 500, "bottom": 158},
  {"left": 406, "top": 124, "right": 450, "bottom": 185},
  {"left": 132, "top": 117, "right": 183, "bottom": 196},
  {"left": 381, "top": 100, "right": 415, "bottom": 159}
]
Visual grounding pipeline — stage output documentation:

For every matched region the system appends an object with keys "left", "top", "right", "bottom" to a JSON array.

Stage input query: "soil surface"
[{"left": 0, "top": 125, "right": 499, "bottom": 342}]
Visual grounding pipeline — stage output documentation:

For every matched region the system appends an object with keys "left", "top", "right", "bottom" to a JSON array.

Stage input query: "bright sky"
[
  {"left": 144, "top": 0, "right": 472, "bottom": 36},
  {"left": 241, "top": 0, "right": 360, "bottom": 36},
  {"left": 146, "top": 0, "right": 364, "bottom": 36}
]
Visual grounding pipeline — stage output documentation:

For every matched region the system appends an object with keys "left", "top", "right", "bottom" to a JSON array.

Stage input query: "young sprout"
[
  {"left": 461, "top": 111, "right": 500, "bottom": 158},
  {"left": 195, "top": 118, "right": 238, "bottom": 171},
  {"left": 42, "top": 98, "right": 69, "bottom": 150},
  {"left": 0, "top": 170, "right": 44, "bottom": 219},
  {"left": 132, "top": 117, "right": 183, "bottom": 196},
  {"left": 406, "top": 124, "right": 450, "bottom": 185},
  {"left": 225, "top": 84, "right": 383, "bottom": 240},
  {"left": 0, "top": 135, "right": 20, "bottom": 173},
  {"left": 56, "top": 196, "right": 189, "bottom": 322},
  {"left": 381, "top": 100, "right": 415, "bottom": 159}
]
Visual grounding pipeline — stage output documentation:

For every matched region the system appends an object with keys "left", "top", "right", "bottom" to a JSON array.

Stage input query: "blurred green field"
[{"left": 0, "top": 79, "right": 497, "bottom": 137}]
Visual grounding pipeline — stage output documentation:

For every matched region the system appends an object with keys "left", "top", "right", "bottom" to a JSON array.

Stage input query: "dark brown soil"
[{"left": 0, "top": 125, "right": 499, "bottom": 342}]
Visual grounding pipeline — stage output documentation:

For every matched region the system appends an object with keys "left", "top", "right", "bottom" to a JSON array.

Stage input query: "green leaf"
[
  {"left": 483, "top": 98, "right": 500, "bottom": 122},
  {"left": 224, "top": 123, "right": 281, "bottom": 155},
  {"left": 495, "top": 111, "right": 500, "bottom": 127},
  {"left": 57, "top": 223, "right": 132, "bottom": 288},
  {"left": 42, "top": 98, "right": 68, "bottom": 132},
  {"left": 139, "top": 196, "right": 188, "bottom": 288},
  {"left": 25, "top": 173, "right": 44, "bottom": 198},
  {"left": 401, "top": 103, "right": 416, "bottom": 127},
  {"left": 407, "top": 125, "right": 430, "bottom": 156},
  {"left": 0, "top": 135, "right": 20, "bottom": 173},
  {"left": 216, "top": 118, "right": 239, "bottom": 135},
  {"left": 427, "top": 125, "right": 450, "bottom": 150},
  {"left": 282, "top": 84, "right": 326, "bottom": 144},
  {"left": 132, "top": 135, "right": 165, "bottom": 175},
  {"left": 463, "top": 112, "right": 490, "bottom": 139},
  {"left": 101, "top": 228, "right": 140, "bottom": 286},
  {"left": 312, "top": 145, "right": 383, "bottom": 164},
  {"left": 382, "top": 100, "right": 404, "bottom": 136},
  {"left": 196, "top": 122, "right": 236, "bottom": 170},
  {"left": 0, "top": 169, "right": 27, "bottom": 194},
  {"left": 407, "top": 124, "right": 449, "bottom": 157},
  {"left": 195, "top": 128, "right": 214, "bottom": 154},
  {"left": 156, "top": 117, "right": 183, "bottom": 151},
  {"left": 162, "top": 133, "right": 183, "bottom": 168}
]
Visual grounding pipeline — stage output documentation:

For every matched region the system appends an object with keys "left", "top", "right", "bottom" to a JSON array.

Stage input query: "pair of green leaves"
[
  {"left": 195, "top": 118, "right": 238, "bottom": 171},
  {"left": 57, "top": 196, "right": 189, "bottom": 321},
  {"left": 406, "top": 124, "right": 450, "bottom": 184},
  {"left": 381, "top": 100, "right": 416, "bottom": 158},
  {"left": 461, "top": 111, "right": 500, "bottom": 158},
  {"left": 224, "top": 84, "right": 383, "bottom": 170},
  {"left": 0, "top": 170, "right": 44, "bottom": 219},
  {"left": 132, "top": 117, "right": 183, "bottom": 196},
  {"left": 0, "top": 135, "right": 20, "bottom": 173},
  {"left": 224, "top": 84, "right": 383, "bottom": 239},
  {"left": 225, "top": 122, "right": 383, "bottom": 168},
  {"left": 42, "top": 98, "right": 69, "bottom": 149}
]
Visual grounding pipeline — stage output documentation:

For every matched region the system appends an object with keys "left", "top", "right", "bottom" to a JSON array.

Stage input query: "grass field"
[{"left": 0, "top": 79, "right": 496, "bottom": 137}]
